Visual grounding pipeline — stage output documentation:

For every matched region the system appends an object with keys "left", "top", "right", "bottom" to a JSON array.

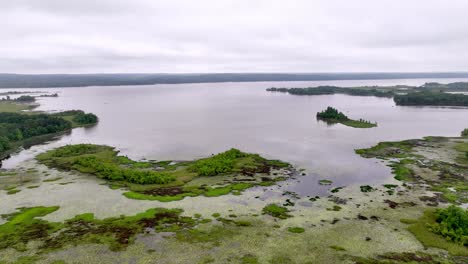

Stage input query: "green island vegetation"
[
  {"left": 36, "top": 144, "right": 292, "bottom": 202},
  {"left": 267, "top": 81, "right": 468, "bottom": 107},
  {"left": 0, "top": 110, "right": 98, "bottom": 159},
  {"left": 316, "top": 107, "right": 377, "bottom": 128}
]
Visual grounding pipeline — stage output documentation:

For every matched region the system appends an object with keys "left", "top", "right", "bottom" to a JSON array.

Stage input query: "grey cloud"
[{"left": 1, "top": 0, "right": 468, "bottom": 73}]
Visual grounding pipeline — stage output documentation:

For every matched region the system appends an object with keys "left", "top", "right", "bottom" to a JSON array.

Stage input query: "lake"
[{"left": 3, "top": 78, "right": 468, "bottom": 197}]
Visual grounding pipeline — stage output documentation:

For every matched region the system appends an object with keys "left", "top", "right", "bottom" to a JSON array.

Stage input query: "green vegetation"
[
  {"left": 37, "top": 144, "right": 291, "bottom": 201},
  {"left": 0, "top": 206, "right": 60, "bottom": 251},
  {"left": 319, "top": 179, "right": 333, "bottom": 185},
  {"left": 356, "top": 137, "right": 468, "bottom": 204},
  {"left": 329, "top": 245, "right": 346, "bottom": 251},
  {"left": 394, "top": 92, "right": 468, "bottom": 106},
  {"left": 403, "top": 209, "right": 468, "bottom": 255},
  {"left": 462, "top": 129, "right": 468, "bottom": 137},
  {"left": 327, "top": 205, "right": 342, "bottom": 211},
  {"left": 287, "top": 227, "right": 305, "bottom": 233},
  {"left": 262, "top": 204, "right": 291, "bottom": 219},
  {"left": 268, "top": 82, "right": 468, "bottom": 106},
  {"left": 0, "top": 101, "right": 35, "bottom": 113},
  {"left": 0, "top": 109, "right": 98, "bottom": 158},
  {"left": 360, "top": 185, "right": 375, "bottom": 192},
  {"left": 316, "top": 107, "right": 377, "bottom": 128},
  {"left": 14, "top": 95, "right": 35, "bottom": 102},
  {"left": 267, "top": 86, "right": 394, "bottom": 97},
  {"left": 37, "top": 144, "right": 175, "bottom": 185},
  {"left": 52, "top": 110, "right": 98, "bottom": 127},
  {"left": 429, "top": 206, "right": 467, "bottom": 246},
  {"left": 0, "top": 206, "right": 199, "bottom": 253}
]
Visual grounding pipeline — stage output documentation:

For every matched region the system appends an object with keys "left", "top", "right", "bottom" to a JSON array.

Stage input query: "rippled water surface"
[{"left": 4, "top": 78, "right": 468, "bottom": 196}]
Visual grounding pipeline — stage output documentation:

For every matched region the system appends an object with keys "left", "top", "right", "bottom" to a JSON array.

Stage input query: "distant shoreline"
[{"left": 1, "top": 72, "right": 468, "bottom": 88}]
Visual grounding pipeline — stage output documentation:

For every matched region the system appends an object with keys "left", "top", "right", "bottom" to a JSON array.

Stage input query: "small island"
[
  {"left": 37, "top": 144, "right": 294, "bottom": 201},
  {"left": 316, "top": 107, "right": 377, "bottom": 128}
]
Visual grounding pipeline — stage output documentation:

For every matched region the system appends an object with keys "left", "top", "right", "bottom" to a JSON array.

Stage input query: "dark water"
[{"left": 4, "top": 78, "right": 468, "bottom": 196}]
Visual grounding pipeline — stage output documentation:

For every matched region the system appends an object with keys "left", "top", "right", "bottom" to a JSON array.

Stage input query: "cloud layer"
[{"left": 2, "top": 0, "right": 468, "bottom": 73}]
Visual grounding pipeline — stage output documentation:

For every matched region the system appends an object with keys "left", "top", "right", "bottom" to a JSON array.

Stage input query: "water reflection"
[{"left": 3, "top": 78, "right": 468, "bottom": 196}]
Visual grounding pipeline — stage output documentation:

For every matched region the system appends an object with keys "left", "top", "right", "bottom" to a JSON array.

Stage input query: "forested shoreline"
[{"left": 267, "top": 82, "right": 468, "bottom": 107}]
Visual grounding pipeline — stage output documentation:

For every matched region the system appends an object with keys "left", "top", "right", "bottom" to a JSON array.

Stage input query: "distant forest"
[{"left": 1, "top": 72, "right": 468, "bottom": 88}]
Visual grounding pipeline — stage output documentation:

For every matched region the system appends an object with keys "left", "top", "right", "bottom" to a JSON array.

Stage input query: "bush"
[
  {"left": 429, "top": 205, "right": 468, "bottom": 246},
  {"left": 73, "top": 112, "right": 98, "bottom": 125},
  {"left": 190, "top": 148, "right": 246, "bottom": 176},
  {"left": 462, "top": 129, "right": 468, "bottom": 137}
]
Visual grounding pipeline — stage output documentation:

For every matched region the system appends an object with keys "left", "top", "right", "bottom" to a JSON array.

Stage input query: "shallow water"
[{"left": 2, "top": 78, "right": 468, "bottom": 197}]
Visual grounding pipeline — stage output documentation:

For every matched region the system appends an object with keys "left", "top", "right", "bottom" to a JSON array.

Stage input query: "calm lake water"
[{"left": 3, "top": 78, "right": 468, "bottom": 196}]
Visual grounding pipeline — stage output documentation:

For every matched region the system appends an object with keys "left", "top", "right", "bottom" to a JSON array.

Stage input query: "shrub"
[{"left": 429, "top": 205, "right": 468, "bottom": 246}]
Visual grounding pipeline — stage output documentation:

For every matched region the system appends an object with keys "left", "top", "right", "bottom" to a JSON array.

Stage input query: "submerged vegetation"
[
  {"left": 316, "top": 107, "right": 377, "bottom": 128},
  {"left": 37, "top": 144, "right": 292, "bottom": 201}
]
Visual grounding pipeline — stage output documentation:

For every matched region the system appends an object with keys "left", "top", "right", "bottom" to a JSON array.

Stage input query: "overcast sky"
[{"left": 2, "top": 0, "right": 468, "bottom": 74}]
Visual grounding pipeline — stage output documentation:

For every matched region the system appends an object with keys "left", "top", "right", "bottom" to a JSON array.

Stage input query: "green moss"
[
  {"left": 341, "top": 120, "right": 377, "bottom": 128},
  {"left": 241, "top": 254, "right": 259, "bottom": 264},
  {"left": 212, "top": 213, "right": 221, "bottom": 218},
  {"left": 176, "top": 225, "right": 235, "bottom": 246},
  {"left": 330, "top": 245, "right": 346, "bottom": 251},
  {"left": 390, "top": 160, "right": 414, "bottom": 181},
  {"left": 0, "top": 206, "right": 199, "bottom": 253},
  {"left": 262, "top": 204, "right": 291, "bottom": 219},
  {"left": 235, "top": 220, "right": 252, "bottom": 227},
  {"left": 287, "top": 227, "right": 305, "bottom": 233},
  {"left": 43, "top": 177, "right": 62, "bottom": 182},
  {"left": 400, "top": 218, "right": 417, "bottom": 224},
  {"left": 327, "top": 205, "right": 342, "bottom": 211},
  {"left": 0, "top": 171, "right": 17, "bottom": 177},
  {"left": 6, "top": 188, "right": 20, "bottom": 195},
  {"left": 123, "top": 191, "right": 196, "bottom": 202},
  {"left": 11, "top": 256, "right": 42, "bottom": 264}
]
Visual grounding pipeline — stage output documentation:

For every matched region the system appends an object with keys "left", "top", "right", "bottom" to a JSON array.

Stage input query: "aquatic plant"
[{"left": 262, "top": 204, "right": 291, "bottom": 219}]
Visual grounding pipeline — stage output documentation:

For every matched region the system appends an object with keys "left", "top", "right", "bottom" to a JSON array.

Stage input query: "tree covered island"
[
  {"left": 316, "top": 107, "right": 377, "bottom": 128},
  {"left": 37, "top": 144, "right": 293, "bottom": 202},
  {"left": 0, "top": 100, "right": 98, "bottom": 160},
  {"left": 267, "top": 82, "right": 468, "bottom": 107}
]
